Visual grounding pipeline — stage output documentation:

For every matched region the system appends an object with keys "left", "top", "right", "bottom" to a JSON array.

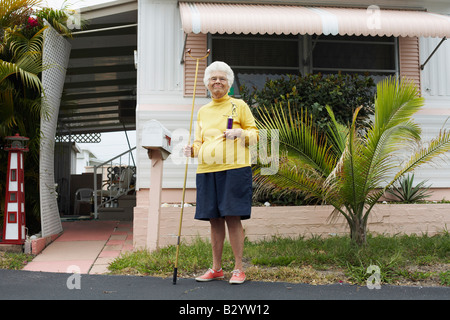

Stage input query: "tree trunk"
[{"left": 349, "top": 218, "right": 367, "bottom": 246}]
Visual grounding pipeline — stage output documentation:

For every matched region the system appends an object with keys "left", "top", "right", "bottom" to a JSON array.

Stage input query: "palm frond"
[
  {"left": 356, "top": 78, "right": 424, "bottom": 202},
  {"left": 0, "top": 58, "right": 43, "bottom": 91},
  {"left": 253, "top": 104, "right": 341, "bottom": 210},
  {"left": 326, "top": 105, "right": 348, "bottom": 156},
  {"left": 0, "top": 23, "right": 45, "bottom": 92},
  {"left": 36, "top": 6, "right": 87, "bottom": 37},
  {"left": 367, "top": 128, "right": 450, "bottom": 211},
  {"left": 397, "top": 129, "right": 450, "bottom": 178},
  {"left": 373, "top": 77, "right": 424, "bottom": 132},
  {"left": 0, "top": 87, "right": 16, "bottom": 128},
  {"left": 6, "top": 26, "right": 46, "bottom": 59},
  {"left": 253, "top": 156, "right": 329, "bottom": 203},
  {"left": 0, "top": 0, "right": 42, "bottom": 27},
  {"left": 256, "top": 104, "right": 336, "bottom": 176},
  {"left": 36, "top": 7, "right": 71, "bottom": 36}
]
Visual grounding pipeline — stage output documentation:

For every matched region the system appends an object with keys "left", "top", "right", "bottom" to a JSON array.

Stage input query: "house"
[
  {"left": 48, "top": 0, "right": 450, "bottom": 247},
  {"left": 134, "top": 0, "right": 450, "bottom": 205}
]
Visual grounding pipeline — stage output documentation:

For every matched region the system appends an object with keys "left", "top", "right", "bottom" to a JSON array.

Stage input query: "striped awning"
[{"left": 179, "top": 2, "right": 450, "bottom": 38}]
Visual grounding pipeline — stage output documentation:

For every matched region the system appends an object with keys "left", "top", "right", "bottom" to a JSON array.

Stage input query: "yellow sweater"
[{"left": 192, "top": 95, "right": 258, "bottom": 173}]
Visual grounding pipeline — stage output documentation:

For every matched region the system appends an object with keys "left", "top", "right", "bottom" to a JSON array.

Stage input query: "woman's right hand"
[{"left": 183, "top": 145, "right": 192, "bottom": 157}]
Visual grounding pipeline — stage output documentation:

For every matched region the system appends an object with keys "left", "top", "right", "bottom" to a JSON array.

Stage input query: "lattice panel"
[
  {"left": 40, "top": 22, "right": 71, "bottom": 237},
  {"left": 56, "top": 132, "right": 102, "bottom": 143}
]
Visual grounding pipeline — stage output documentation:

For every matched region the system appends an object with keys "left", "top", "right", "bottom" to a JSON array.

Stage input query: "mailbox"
[{"left": 142, "top": 120, "right": 172, "bottom": 160}]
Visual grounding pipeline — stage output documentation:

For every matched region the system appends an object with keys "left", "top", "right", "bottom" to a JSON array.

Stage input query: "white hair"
[{"left": 203, "top": 61, "right": 234, "bottom": 88}]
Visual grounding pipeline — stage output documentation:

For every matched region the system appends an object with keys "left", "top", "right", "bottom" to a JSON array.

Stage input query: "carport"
[{"left": 40, "top": 0, "right": 138, "bottom": 239}]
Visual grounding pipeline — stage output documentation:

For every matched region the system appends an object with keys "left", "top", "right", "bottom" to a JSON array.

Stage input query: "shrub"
[
  {"left": 241, "top": 72, "right": 376, "bottom": 132},
  {"left": 387, "top": 173, "right": 432, "bottom": 203}
]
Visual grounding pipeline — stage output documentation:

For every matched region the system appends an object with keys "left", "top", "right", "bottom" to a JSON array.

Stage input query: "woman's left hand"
[{"left": 224, "top": 129, "right": 243, "bottom": 140}]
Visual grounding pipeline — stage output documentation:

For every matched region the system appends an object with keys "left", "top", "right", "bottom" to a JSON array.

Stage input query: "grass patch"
[
  {"left": 108, "top": 232, "right": 449, "bottom": 286},
  {"left": 0, "top": 251, "right": 34, "bottom": 269}
]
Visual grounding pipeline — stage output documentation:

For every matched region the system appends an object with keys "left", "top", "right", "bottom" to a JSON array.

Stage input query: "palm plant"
[
  {"left": 1, "top": 0, "right": 78, "bottom": 232},
  {"left": 1, "top": 0, "right": 78, "bottom": 135},
  {"left": 0, "top": 27, "right": 46, "bottom": 134},
  {"left": 253, "top": 77, "right": 450, "bottom": 246},
  {"left": 1, "top": 0, "right": 46, "bottom": 132}
]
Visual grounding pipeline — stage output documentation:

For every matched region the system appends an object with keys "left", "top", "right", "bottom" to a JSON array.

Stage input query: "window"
[
  {"left": 210, "top": 33, "right": 398, "bottom": 94},
  {"left": 211, "top": 34, "right": 300, "bottom": 94},
  {"left": 212, "top": 34, "right": 299, "bottom": 72},
  {"left": 10, "top": 169, "right": 16, "bottom": 181},
  {"left": 8, "top": 212, "right": 17, "bottom": 223},
  {"left": 312, "top": 35, "right": 397, "bottom": 84},
  {"left": 9, "top": 192, "right": 17, "bottom": 202}
]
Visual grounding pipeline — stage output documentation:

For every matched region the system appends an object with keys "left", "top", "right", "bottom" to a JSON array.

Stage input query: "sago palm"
[{"left": 253, "top": 77, "right": 450, "bottom": 246}]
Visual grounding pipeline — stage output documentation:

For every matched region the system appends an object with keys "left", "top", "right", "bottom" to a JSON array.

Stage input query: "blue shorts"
[{"left": 195, "top": 167, "right": 252, "bottom": 221}]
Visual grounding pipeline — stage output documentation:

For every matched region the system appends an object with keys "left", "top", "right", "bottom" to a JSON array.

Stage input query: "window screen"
[{"left": 210, "top": 34, "right": 397, "bottom": 94}]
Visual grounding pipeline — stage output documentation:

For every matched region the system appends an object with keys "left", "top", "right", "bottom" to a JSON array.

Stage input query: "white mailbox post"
[{"left": 141, "top": 120, "right": 172, "bottom": 251}]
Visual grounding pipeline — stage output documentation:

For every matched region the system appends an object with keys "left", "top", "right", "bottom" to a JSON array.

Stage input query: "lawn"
[{"left": 107, "top": 232, "right": 449, "bottom": 287}]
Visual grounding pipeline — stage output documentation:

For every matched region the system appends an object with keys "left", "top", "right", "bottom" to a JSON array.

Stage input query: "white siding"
[
  {"left": 410, "top": 115, "right": 450, "bottom": 188},
  {"left": 416, "top": 36, "right": 450, "bottom": 188},
  {"left": 137, "top": 0, "right": 184, "bottom": 99},
  {"left": 420, "top": 37, "right": 450, "bottom": 98},
  {"left": 136, "top": 1, "right": 209, "bottom": 190}
]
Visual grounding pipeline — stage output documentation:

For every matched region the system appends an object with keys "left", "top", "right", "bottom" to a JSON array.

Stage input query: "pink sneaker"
[
  {"left": 195, "top": 268, "right": 224, "bottom": 282},
  {"left": 229, "top": 269, "right": 246, "bottom": 284}
]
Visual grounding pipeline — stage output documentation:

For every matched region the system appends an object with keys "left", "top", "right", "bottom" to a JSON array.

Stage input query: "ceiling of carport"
[{"left": 57, "top": 0, "right": 137, "bottom": 136}]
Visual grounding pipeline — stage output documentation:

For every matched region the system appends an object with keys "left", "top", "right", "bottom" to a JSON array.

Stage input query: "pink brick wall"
[
  {"left": 133, "top": 189, "right": 450, "bottom": 250},
  {"left": 30, "top": 233, "right": 62, "bottom": 255}
]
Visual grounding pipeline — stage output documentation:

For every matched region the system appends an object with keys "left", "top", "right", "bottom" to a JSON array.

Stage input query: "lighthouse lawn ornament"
[{"left": 2, "top": 134, "right": 29, "bottom": 245}]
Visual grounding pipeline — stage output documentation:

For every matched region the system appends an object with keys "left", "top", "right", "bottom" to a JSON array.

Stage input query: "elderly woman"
[{"left": 184, "top": 61, "right": 258, "bottom": 284}]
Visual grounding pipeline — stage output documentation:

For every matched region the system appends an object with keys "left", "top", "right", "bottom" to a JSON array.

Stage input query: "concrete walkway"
[{"left": 23, "top": 220, "right": 133, "bottom": 274}]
